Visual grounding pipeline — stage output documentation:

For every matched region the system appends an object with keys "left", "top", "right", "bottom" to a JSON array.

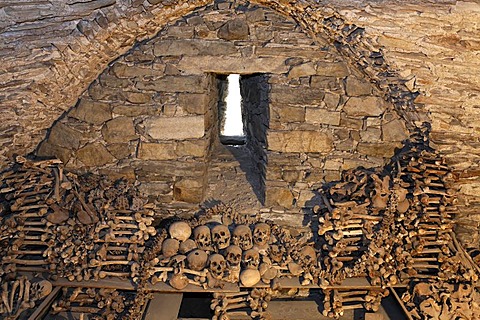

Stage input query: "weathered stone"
[
  {"left": 112, "top": 63, "right": 162, "bottom": 78},
  {"left": 106, "top": 143, "right": 136, "bottom": 160},
  {"left": 288, "top": 62, "right": 316, "bottom": 79},
  {"left": 124, "top": 92, "right": 152, "bottom": 104},
  {"left": 135, "top": 76, "right": 207, "bottom": 93},
  {"left": 265, "top": 187, "right": 294, "bottom": 208},
  {"left": 138, "top": 142, "right": 176, "bottom": 160},
  {"left": 357, "top": 142, "right": 400, "bottom": 158},
  {"left": 174, "top": 178, "right": 204, "bottom": 203},
  {"left": 272, "top": 106, "right": 305, "bottom": 123},
  {"left": 102, "top": 117, "right": 137, "bottom": 143},
  {"left": 360, "top": 127, "right": 381, "bottom": 142},
  {"left": 245, "top": 8, "right": 265, "bottom": 22},
  {"left": 383, "top": 119, "right": 408, "bottom": 142},
  {"left": 178, "top": 93, "right": 207, "bottom": 115},
  {"left": 143, "top": 116, "right": 205, "bottom": 140},
  {"left": 76, "top": 143, "right": 115, "bottom": 167},
  {"left": 69, "top": 99, "right": 112, "bottom": 125},
  {"left": 268, "top": 131, "right": 333, "bottom": 153},
  {"left": 153, "top": 39, "right": 237, "bottom": 56},
  {"left": 177, "top": 56, "right": 288, "bottom": 74},
  {"left": 176, "top": 140, "right": 206, "bottom": 158},
  {"left": 345, "top": 76, "right": 372, "bottom": 96},
  {"left": 48, "top": 123, "right": 82, "bottom": 150},
  {"left": 324, "top": 92, "right": 340, "bottom": 109},
  {"left": 112, "top": 105, "right": 152, "bottom": 117},
  {"left": 138, "top": 182, "right": 172, "bottom": 196},
  {"left": 316, "top": 62, "right": 349, "bottom": 77},
  {"left": 305, "top": 108, "right": 341, "bottom": 126},
  {"left": 310, "top": 76, "right": 341, "bottom": 91},
  {"left": 343, "top": 96, "right": 386, "bottom": 117},
  {"left": 37, "top": 141, "right": 72, "bottom": 164},
  {"left": 217, "top": 19, "right": 249, "bottom": 40},
  {"left": 270, "top": 86, "right": 325, "bottom": 105}
]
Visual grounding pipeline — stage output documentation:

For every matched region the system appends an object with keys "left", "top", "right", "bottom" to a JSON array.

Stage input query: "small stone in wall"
[
  {"left": 76, "top": 143, "right": 115, "bottom": 167},
  {"left": 343, "top": 96, "right": 386, "bottom": 117},
  {"left": 101, "top": 117, "right": 137, "bottom": 144},
  {"left": 174, "top": 178, "right": 204, "bottom": 203},
  {"left": 138, "top": 142, "right": 176, "bottom": 160},
  {"left": 265, "top": 187, "right": 294, "bottom": 209},
  {"left": 287, "top": 62, "right": 316, "bottom": 79},
  {"left": 268, "top": 131, "right": 333, "bottom": 153},
  {"left": 48, "top": 123, "right": 82, "bottom": 150},
  {"left": 37, "top": 141, "right": 72, "bottom": 164},
  {"left": 68, "top": 99, "right": 112, "bottom": 125},
  {"left": 217, "top": 19, "right": 249, "bottom": 40},
  {"left": 382, "top": 119, "right": 408, "bottom": 142},
  {"left": 345, "top": 76, "right": 372, "bottom": 96}
]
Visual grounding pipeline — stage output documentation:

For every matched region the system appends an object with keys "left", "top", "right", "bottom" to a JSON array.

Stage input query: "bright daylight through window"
[{"left": 220, "top": 74, "right": 245, "bottom": 145}]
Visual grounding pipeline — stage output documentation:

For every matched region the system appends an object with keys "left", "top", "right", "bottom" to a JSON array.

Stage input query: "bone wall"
[
  {"left": 35, "top": 2, "right": 409, "bottom": 211},
  {"left": 1, "top": 0, "right": 480, "bottom": 244}
]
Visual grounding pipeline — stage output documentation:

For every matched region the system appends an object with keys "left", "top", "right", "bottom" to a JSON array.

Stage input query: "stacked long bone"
[
  {"left": 0, "top": 157, "right": 156, "bottom": 282},
  {"left": 148, "top": 215, "right": 318, "bottom": 290},
  {"left": 317, "top": 130, "right": 479, "bottom": 318}
]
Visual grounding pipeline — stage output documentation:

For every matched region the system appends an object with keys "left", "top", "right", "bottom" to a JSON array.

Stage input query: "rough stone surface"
[
  {"left": 143, "top": 117, "right": 205, "bottom": 140},
  {"left": 343, "top": 97, "right": 386, "bottom": 117},
  {"left": 69, "top": 100, "right": 112, "bottom": 125},
  {"left": 217, "top": 19, "right": 249, "bottom": 40},
  {"left": 268, "top": 131, "right": 333, "bottom": 153},
  {"left": 102, "top": 117, "right": 137, "bottom": 144},
  {"left": 76, "top": 143, "right": 115, "bottom": 167},
  {"left": 2, "top": 0, "right": 480, "bottom": 240}
]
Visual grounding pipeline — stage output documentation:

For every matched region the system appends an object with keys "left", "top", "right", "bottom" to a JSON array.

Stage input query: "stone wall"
[
  {"left": 1, "top": 0, "right": 480, "bottom": 244},
  {"left": 36, "top": 1, "right": 409, "bottom": 211}
]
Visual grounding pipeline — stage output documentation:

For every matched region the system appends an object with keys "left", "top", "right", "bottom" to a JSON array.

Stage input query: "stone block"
[
  {"left": 217, "top": 19, "right": 249, "bottom": 40},
  {"left": 138, "top": 142, "right": 176, "bottom": 160},
  {"left": 124, "top": 92, "right": 152, "bottom": 104},
  {"left": 112, "top": 105, "right": 152, "bottom": 117},
  {"left": 37, "top": 141, "right": 72, "bottom": 164},
  {"left": 310, "top": 76, "right": 341, "bottom": 91},
  {"left": 176, "top": 140, "right": 207, "bottom": 158},
  {"left": 360, "top": 127, "right": 381, "bottom": 142},
  {"left": 343, "top": 96, "right": 386, "bottom": 117},
  {"left": 76, "top": 143, "right": 115, "bottom": 167},
  {"left": 138, "top": 182, "right": 172, "bottom": 196},
  {"left": 382, "top": 119, "right": 408, "bottom": 142},
  {"left": 324, "top": 92, "right": 340, "bottom": 109},
  {"left": 178, "top": 93, "right": 207, "bottom": 115},
  {"left": 345, "top": 76, "right": 372, "bottom": 96},
  {"left": 69, "top": 99, "right": 112, "bottom": 125},
  {"left": 340, "top": 114, "right": 363, "bottom": 129},
  {"left": 246, "top": 8, "right": 265, "bottom": 22},
  {"left": 305, "top": 108, "right": 341, "bottom": 126},
  {"left": 112, "top": 63, "right": 163, "bottom": 78},
  {"left": 106, "top": 143, "right": 136, "bottom": 160},
  {"left": 153, "top": 39, "right": 237, "bottom": 56},
  {"left": 136, "top": 76, "right": 207, "bottom": 93},
  {"left": 102, "top": 117, "right": 137, "bottom": 144},
  {"left": 297, "top": 190, "right": 316, "bottom": 208},
  {"left": 143, "top": 116, "right": 205, "bottom": 140},
  {"left": 268, "top": 131, "right": 333, "bottom": 153},
  {"left": 177, "top": 56, "right": 288, "bottom": 74},
  {"left": 270, "top": 86, "right": 325, "bottom": 105},
  {"left": 48, "top": 123, "right": 82, "bottom": 150},
  {"left": 357, "top": 142, "right": 400, "bottom": 158},
  {"left": 288, "top": 63, "right": 316, "bottom": 79},
  {"left": 316, "top": 62, "right": 349, "bottom": 77},
  {"left": 174, "top": 178, "right": 205, "bottom": 203},
  {"left": 272, "top": 106, "right": 305, "bottom": 123},
  {"left": 265, "top": 187, "right": 294, "bottom": 209}
]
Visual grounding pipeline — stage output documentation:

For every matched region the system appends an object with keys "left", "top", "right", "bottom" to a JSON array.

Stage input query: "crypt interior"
[{"left": 1, "top": 0, "right": 480, "bottom": 319}]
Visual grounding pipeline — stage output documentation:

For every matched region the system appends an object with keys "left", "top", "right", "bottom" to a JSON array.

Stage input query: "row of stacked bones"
[
  {"left": 2, "top": 131, "right": 480, "bottom": 320},
  {"left": 316, "top": 130, "right": 479, "bottom": 318}
]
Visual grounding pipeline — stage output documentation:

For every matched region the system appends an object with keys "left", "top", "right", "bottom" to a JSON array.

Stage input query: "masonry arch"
[{"left": 34, "top": 0, "right": 426, "bottom": 213}]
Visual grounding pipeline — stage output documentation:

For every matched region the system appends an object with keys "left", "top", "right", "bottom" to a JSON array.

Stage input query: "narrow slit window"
[{"left": 219, "top": 74, "right": 245, "bottom": 145}]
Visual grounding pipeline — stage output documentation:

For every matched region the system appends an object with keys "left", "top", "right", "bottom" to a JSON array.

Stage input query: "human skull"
[
  {"left": 187, "top": 249, "right": 208, "bottom": 271},
  {"left": 169, "top": 221, "right": 192, "bottom": 242},
  {"left": 224, "top": 245, "right": 242, "bottom": 268},
  {"left": 193, "top": 225, "right": 212, "bottom": 250},
  {"left": 30, "top": 280, "right": 53, "bottom": 301},
  {"left": 299, "top": 245, "right": 317, "bottom": 267},
  {"left": 253, "top": 223, "right": 271, "bottom": 247},
  {"left": 242, "top": 248, "right": 260, "bottom": 270},
  {"left": 232, "top": 225, "right": 253, "bottom": 250},
  {"left": 208, "top": 253, "right": 226, "bottom": 279},
  {"left": 162, "top": 238, "right": 180, "bottom": 258},
  {"left": 240, "top": 269, "right": 261, "bottom": 287},
  {"left": 179, "top": 239, "right": 197, "bottom": 254},
  {"left": 211, "top": 224, "right": 231, "bottom": 250},
  {"left": 269, "top": 244, "right": 285, "bottom": 264}
]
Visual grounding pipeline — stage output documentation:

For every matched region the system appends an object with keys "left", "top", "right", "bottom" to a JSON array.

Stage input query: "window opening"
[{"left": 219, "top": 74, "right": 246, "bottom": 145}]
